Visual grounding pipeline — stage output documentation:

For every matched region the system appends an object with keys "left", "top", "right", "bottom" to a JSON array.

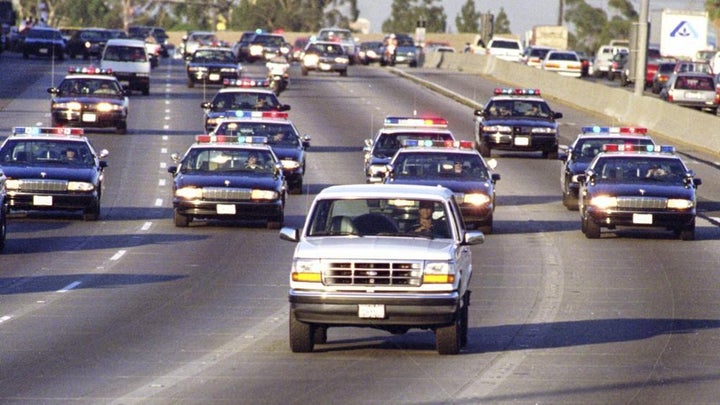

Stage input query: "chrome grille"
[
  {"left": 202, "top": 187, "right": 251, "bottom": 201},
  {"left": 616, "top": 196, "right": 667, "bottom": 210},
  {"left": 20, "top": 179, "right": 67, "bottom": 192},
  {"left": 324, "top": 261, "right": 422, "bottom": 286}
]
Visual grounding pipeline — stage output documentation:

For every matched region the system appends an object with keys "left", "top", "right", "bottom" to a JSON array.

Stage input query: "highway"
[{"left": 1, "top": 52, "right": 720, "bottom": 404}]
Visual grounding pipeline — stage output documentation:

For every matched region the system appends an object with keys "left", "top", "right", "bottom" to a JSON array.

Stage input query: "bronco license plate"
[{"left": 358, "top": 304, "right": 385, "bottom": 318}]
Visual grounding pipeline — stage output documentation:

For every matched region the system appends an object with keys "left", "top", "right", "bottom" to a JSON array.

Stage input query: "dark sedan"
[
  {"left": 186, "top": 47, "right": 242, "bottom": 88},
  {"left": 22, "top": 27, "right": 65, "bottom": 60}
]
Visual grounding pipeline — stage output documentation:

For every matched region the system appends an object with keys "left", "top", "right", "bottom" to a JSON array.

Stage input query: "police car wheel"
[
  {"left": 313, "top": 326, "right": 327, "bottom": 344},
  {"left": 584, "top": 217, "right": 601, "bottom": 239},
  {"left": 678, "top": 220, "right": 695, "bottom": 241},
  {"left": 562, "top": 193, "right": 578, "bottom": 211},
  {"left": 83, "top": 202, "right": 100, "bottom": 221},
  {"left": 174, "top": 210, "right": 190, "bottom": 227},
  {"left": 116, "top": 122, "right": 127, "bottom": 135}
]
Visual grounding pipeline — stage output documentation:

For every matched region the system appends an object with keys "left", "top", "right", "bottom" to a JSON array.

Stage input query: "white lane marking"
[
  {"left": 110, "top": 250, "right": 126, "bottom": 261},
  {"left": 162, "top": 135, "right": 169, "bottom": 141},
  {"left": 159, "top": 162, "right": 167, "bottom": 169},
  {"left": 141, "top": 222, "right": 152, "bottom": 231},
  {"left": 160, "top": 148, "right": 167, "bottom": 154},
  {"left": 155, "top": 198, "right": 163, "bottom": 207},
  {"left": 158, "top": 179, "right": 166, "bottom": 187},
  {"left": 0, "top": 315, "right": 12, "bottom": 324},
  {"left": 57, "top": 281, "right": 82, "bottom": 293},
  {"left": 163, "top": 124, "right": 170, "bottom": 130}
]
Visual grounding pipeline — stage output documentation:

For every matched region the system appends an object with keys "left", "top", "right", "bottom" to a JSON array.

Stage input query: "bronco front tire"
[{"left": 289, "top": 310, "right": 314, "bottom": 353}]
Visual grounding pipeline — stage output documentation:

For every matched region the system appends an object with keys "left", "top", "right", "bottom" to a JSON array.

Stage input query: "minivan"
[{"left": 100, "top": 38, "right": 151, "bottom": 95}]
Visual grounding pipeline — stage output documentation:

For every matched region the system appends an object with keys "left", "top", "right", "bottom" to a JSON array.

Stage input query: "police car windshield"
[
  {"left": 307, "top": 198, "right": 451, "bottom": 239},
  {"left": 594, "top": 156, "right": 686, "bottom": 184},
  {"left": 211, "top": 92, "right": 280, "bottom": 111},
  {"left": 214, "top": 123, "right": 299, "bottom": 147},
  {"left": 0, "top": 140, "right": 94, "bottom": 167},
  {"left": 374, "top": 133, "right": 453, "bottom": 157},
  {"left": 59, "top": 78, "right": 122, "bottom": 96},
  {"left": 181, "top": 148, "right": 275, "bottom": 174},
  {"left": 394, "top": 153, "right": 489, "bottom": 179},
  {"left": 487, "top": 100, "right": 551, "bottom": 118}
]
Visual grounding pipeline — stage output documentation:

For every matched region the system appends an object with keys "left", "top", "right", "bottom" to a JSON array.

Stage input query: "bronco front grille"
[
  {"left": 324, "top": 261, "right": 422, "bottom": 286},
  {"left": 616, "top": 196, "right": 667, "bottom": 210},
  {"left": 202, "top": 187, "right": 251, "bottom": 201},
  {"left": 19, "top": 179, "right": 67, "bottom": 192}
]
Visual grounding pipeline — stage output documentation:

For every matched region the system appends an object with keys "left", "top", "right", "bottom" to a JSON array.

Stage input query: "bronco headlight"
[
  {"left": 483, "top": 125, "right": 512, "bottom": 133},
  {"left": 250, "top": 44, "right": 263, "bottom": 56},
  {"left": 68, "top": 181, "right": 95, "bottom": 192},
  {"left": 5, "top": 179, "right": 22, "bottom": 190},
  {"left": 464, "top": 193, "right": 491, "bottom": 206},
  {"left": 667, "top": 199, "right": 694, "bottom": 209},
  {"left": 291, "top": 259, "right": 323, "bottom": 283},
  {"left": 251, "top": 189, "right": 279, "bottom": 200},
  {"left": 304, "top": 54, "right": 319, "bottom": 65},
  {"left": 335, "top": 56, "right": 349, "bottom": 64},
  {"left": 176, "top": 187, "right": 203, "bottom": 200},
  {"left": 423, "top": 261, "right": 455, "bottom": 284},
  {"left": 590, "top": 195, "right": 617, "bottom": 209}
]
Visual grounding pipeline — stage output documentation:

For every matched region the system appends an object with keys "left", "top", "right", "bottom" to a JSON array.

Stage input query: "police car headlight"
[
  {"left": 304, "top": 54, "right": 319, "bottom": 65},
  {"left": 335, "top": 56, "right": 349, "bottom": 64},
  {"left": 55, "top": 101, "right": 82, "bottom": 110},
  {"left": 251, "top": 189, "right": 279, "bottom": 200},
  {"left": 176, "top": 187, "right": 203, "bottom": 200},
  {"left": 590, "top": 195, "right": 617, "bottom": 209},
  {"left": 280, "top": 45, "right": 290, "bottom": 54},
  {"left": 483, "top": 125, "right": 512, "bottom": 133},
  {"left": 97, "top": 102, "right": 121, "bottom": 112},
  {"left": 570, "top": 174, "right": 582, "bottom": 184},
  {"left": 220, "top": 67, "right": 237, "bottom": 72},
  {"left": 5, "top": 179, "right": 22, "bottom": 190},
  {"left": 281, "top": 160, "right": 300, "bottom": 170},
  {"left": 531, "top": 127, "right": 556, "bottom": 134},
  {"left": 667, "top": 199, "right": 694, "bottom": 209},
  {"left": 464, "top": 193, "right": 491, "bottom": 206},
  {"left": 423, "top": 261, "right": 455, "bottom": 284},
  {"left": 68, "top": 181, "right": 95, "bottom": 192},
  {"left": 188, "top": 66, "right": 208, "bottom": 72},
  {"left": 291, "top": 259, "right": 323, "bottom": 283},
  {"left": 250, "top": 44, "right": 263, "bottom": 56},
  {"left": 369, "top": 164, "right": 388, "bottom": 175}
]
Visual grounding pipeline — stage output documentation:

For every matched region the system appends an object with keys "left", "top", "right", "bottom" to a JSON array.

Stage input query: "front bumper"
[
  {"left": 7, "top": 191, "right": 99, "bottom": 212},
  {"left": 481, "top": 131, "right": 557, "bottom": 152},
  {"left": 289, "top": 290, "right": 461, "bottom": 327},
  {"left": 187, "top": 71, "right": 239, "bottom": 85},
  {"left": 173, "top": 198, "right": 283, "bottom": 221},
  {"left": 586, "top": 208, "right": 696, "bottom": 230},
  {"left": 459, "top": 204, "right": 493, "bottom": 225},
  {"left": 51, "top": 109, "right": 125, "bottom": 128}
]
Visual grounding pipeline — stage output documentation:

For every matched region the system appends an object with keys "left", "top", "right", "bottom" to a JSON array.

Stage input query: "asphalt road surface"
[{"left": 1, "top": 52, "right": 720, "bottom": 404}]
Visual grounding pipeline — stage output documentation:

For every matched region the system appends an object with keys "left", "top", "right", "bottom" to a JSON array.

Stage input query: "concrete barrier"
[{"left": 430, "top": 52, "right": 720, "bottom": 155}]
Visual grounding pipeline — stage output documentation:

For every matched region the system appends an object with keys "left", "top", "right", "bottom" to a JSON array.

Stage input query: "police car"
[
  {"left": 201, "top": 78, "right": 291, "bottom": 133},
  {"left": 578, "top": 144, "right": 701, "bottom": 240},
  {"left": 47, "top": 66, "right": 129, "bottom": 134},
  {"left": 560, "top": 126, "right": 655, "bottom": 210},
  {"left": 0, "top": 127, "right": 109, "bottom": 221},
  {"left": 167, "top": 135, "right": 286, "bottom": 228},
  {"left": 211, "top": 111, "right": 310, "bottom": 194},
  {"left": 474, "top": 88, "right": 562, "bottom": 159},
  {"left": 384, "top": 139, "right": 500, "bottom": 234},
  {"left": 363, "top": 116, "right": 456, "bottom": 183}
]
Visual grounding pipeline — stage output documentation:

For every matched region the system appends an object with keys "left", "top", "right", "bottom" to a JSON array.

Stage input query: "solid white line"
[
  {"left": 110, "top": 250, "right": 126, "bottom": 261},
  {"left": 57, "top": 281, "right": 82, "bottom": 293}
]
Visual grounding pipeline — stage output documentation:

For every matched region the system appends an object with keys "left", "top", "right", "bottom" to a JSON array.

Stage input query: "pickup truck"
[{"left": 279, "top": 184, "right": 485, "bottom": 354}]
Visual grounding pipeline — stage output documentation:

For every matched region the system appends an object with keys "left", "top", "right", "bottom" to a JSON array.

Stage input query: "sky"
[{"left": 356, "top": 0, "right": 707, "bottom": 37}]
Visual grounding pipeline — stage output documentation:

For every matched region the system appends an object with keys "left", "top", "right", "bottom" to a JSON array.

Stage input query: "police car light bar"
[
  {"left": 494, "top": 88, "right": 541, "bottom": 96},
  {"left": 401, "top": 139, "right": 475, "bottom": 149},
  {"left": 223, "top": 78, "right": 270, "bottom": 88},
  {"left": 12, "top": 127, "right": 84, "bottom": 136},
  {"left": 196, "top": 134, "right": 268, "bottom": 144},
  {"left": 384, "top": 116, "right": 449, "bottom": 128},
  {"left": 602, "top": 144, "right": 674, "bottom": 153},
  {"left": 228, "top": 110, "right": 289, "bottom": 120},
  {"left": 68, "top": 66, "right": 113, "bottom": 75},
  {"left": 582, "top": 126, "right": 648, "bottom": 135}
]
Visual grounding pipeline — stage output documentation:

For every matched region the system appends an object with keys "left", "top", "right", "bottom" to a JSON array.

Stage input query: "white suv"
[
  {"left": 486, "top": 37, "right": 524, "bottom": 62},
  {"left": 100, "top": 39, "right": 151, "bottom": 95},
  {"left": 280, "top": 184, "right": 486, "bottom": 354}
]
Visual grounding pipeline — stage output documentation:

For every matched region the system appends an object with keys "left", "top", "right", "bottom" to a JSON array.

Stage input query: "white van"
[
  {"left": 593, "top": 45, "right": 628, "bottom": 78},
  {"left": 100, "top": 38, "right": 151, "bottom": 95}
]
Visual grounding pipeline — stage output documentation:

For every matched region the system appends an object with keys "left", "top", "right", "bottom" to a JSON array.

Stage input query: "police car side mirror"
[
  {"left": 491, "top": 173, "right": 501, "bottom": 182},
  {"left": 167, "top": 166, "right": 177, "bottom": 174},
  {"left": 384, "top": 164, "right": 394, "bottom": 180},
  {"left": 201, "top": 101, "right": 212, "bottom": 110},
  {"left": 577, "top": 174, "right": 587, "bottom": 184},
  {"left": 474, "top": 108, "right": 485, "bottom": 117},
  {"left": 98, "top": 149, "right": 109, "bottom": 159},
  {"left": 279, "top": 104, "right": 291, "bottom": 111},
  {"left": 279, "top": 226, "right": 300, "bottom": 242},
  {"left": 553, "top": 112, "right": 563, "bottom": 119},
  {"left": 302, "top": 135, "right": 311, "bottom": 149},
  {"left": 364, "top": 139, "right": 374, "bottom": 148},
  {"left": 47, "top": 87, "right": 59, "bottom": 95}
]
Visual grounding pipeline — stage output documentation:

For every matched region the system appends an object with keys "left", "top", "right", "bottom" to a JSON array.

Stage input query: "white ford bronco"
[{"left": 279, "top": 184, "right": 485, "bottom": 354}]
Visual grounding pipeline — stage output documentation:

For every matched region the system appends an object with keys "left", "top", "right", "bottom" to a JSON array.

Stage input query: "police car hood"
[
  {"left": 590, "top": 182, "right": 696, "bottom": 200},
  {"left": 271, "top": 146, "right": 302, "bottom": 161},
  {"left": 1, "top": 164, "right": 97, "bottom": 181},
  {"left": 296, "top": 237, "right": 455, "bottom": 261},
  {"left": 175, "top": 172, "right": 280, "bottom": 189},
  {"left": 389, "top": 177, "right": 493, "bottom": 194},
  {"left": 483, "top": 116, "right": 556, "bottom": 127}
]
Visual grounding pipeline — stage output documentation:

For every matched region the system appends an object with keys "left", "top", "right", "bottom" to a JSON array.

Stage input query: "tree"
[
  {"left": 564, "top": 0, "right": 610, "bottom": 54},
  {"left": 708, "top": 0, "right": 720, "bottom": 35},
  {"left": 455, "top": 0, "right": 480, "bottom": 33},
  {"left": 382, "top": 0, "right": 447, "bottom": 33},
  {"left": 493, "top": 7, "right": 511, "bottom": 35}
]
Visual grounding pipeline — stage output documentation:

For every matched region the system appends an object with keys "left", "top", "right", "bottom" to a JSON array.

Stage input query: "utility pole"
[
  {"left": 557, "top": 0, "right": 563, "bottom": 26},
  {"left": 634, "top": 0, "right": 649, "bottom": 96}
]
